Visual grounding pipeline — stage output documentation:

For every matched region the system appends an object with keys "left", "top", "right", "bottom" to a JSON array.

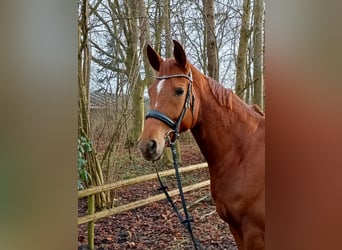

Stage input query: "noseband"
[{"left": 145, "top": 71, "right": 195, "bottom": 144}]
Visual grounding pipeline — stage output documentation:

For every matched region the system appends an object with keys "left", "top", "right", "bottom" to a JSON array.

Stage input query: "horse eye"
[{"left": 175, "top": 88, "right": 184, "bottom": 96}]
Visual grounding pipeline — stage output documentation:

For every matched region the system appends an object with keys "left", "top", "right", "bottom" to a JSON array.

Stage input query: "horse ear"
[
  {"left": 147, "top": 44, "right": 163, "bottom": 72},
  {"left": 173, "top": 40, "right": 187, "bottom": 68}
]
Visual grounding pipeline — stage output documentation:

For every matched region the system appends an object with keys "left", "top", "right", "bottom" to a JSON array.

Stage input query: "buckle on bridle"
[{"left": 165, "top": 130, "right": 178, "bottom": 146}]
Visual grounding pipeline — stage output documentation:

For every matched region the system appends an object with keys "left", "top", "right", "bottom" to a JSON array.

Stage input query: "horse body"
[
  {"left": 190, "top": 67, "right": 265, "bottom": 249},
  {"left": 139, "top": 40, "right": 265, "bottom": 250}
]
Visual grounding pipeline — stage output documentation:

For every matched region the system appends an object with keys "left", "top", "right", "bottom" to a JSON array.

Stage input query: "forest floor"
[{"left": 78, "top": 134, "right": 237, "bottom": 250}]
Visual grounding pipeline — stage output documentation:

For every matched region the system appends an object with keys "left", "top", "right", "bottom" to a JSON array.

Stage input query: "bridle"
[
  {"left": 145, "top": 70, "right": 202, "bottom": 249},
  {"left": 145, "top": 71, "right": 195, "bottom": 145}
]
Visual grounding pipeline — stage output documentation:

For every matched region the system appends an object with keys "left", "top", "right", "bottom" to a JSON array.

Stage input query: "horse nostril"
[{"left": 147, "top": 140, "right": 157, "bottom": 154}]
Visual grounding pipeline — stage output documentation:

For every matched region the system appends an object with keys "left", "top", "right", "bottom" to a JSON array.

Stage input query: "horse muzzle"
[{"left": 139, "top": 137, "right": 166, "bottom": 161}]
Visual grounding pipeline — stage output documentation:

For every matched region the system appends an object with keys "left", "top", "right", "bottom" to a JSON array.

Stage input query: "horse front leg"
[
  {"left": 242, "top": 223, "right": 264, "bottom": 250},
  {"left": 229, "top": 224, "right": 244, "bottom": 250}
]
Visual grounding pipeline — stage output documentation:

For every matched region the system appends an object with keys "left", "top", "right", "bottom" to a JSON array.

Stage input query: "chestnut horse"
[{"left": 139, "top": 40, "right": 265, "bottom": 250}]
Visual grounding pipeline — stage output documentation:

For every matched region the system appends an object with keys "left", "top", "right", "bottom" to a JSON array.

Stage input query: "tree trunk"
[
  {"left": 203, "top": 0, "right": 219, "bottom": 81},
  {"left": 154, "top": 1, "right": 163, "bottom": 53},
  {"left": 235, "top": 0, "right": 251, "bottom": 100},
  {"left": 126, "top": 0, "right": 144, "bottom": 146},
  {"left": 161, "top": 0, "right": 182, "bottom": 166},
  {"left": 252, "top": 0, "right": 264, "bottom": 110},
  {"left": 78, "top": 0, "right": 109, "bottom": 209},
  {"left": 130, "top": 0, "right": 156, "bottom": 147},
  {"left": 163, "top": 0, "right": 172, "bottom": 58}
]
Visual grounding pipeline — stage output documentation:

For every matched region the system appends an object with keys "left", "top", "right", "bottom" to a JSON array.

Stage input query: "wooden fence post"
[{"left": 88, "top": 194, "right": 95, "bottom": 250}]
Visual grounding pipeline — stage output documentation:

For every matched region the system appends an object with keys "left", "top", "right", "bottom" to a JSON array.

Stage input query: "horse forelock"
[
  {"left": 149, "top": 59, "right": 183, "bottom": 97},
  {"left": 159, "top": 58, "right": 189, "bottom": 76}
]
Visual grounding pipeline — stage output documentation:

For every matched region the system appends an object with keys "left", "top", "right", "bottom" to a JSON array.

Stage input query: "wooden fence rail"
[
  {"left": 79, "top": 180, "right": 210, "bottom": 224},
  {"left": 78, "top": 162, "right": 208, "bottom": 199},
  {"left": 78, "top": 162, "right": 209, "bottom": 249}
]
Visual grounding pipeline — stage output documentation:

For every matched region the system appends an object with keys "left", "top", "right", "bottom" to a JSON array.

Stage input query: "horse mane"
[
  {"left": 207, "top": 77, "right": 265, "bottom": 122},
  {"left": 251, "top": 104, "right": 265, "bottom": 116},
  {"left": 208, "top": 77, "right": 233, "bottom": 109},
  {"left": 160, "top": 61, "right": 265, "bottom": 120}
]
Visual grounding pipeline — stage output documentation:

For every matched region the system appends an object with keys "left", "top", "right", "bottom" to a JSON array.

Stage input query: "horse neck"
[{"left": 190, "top": 73, "right": 263, "bottom": 166}]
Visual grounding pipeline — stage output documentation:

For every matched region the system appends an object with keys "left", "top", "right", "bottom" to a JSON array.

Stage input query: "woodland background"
[
  {"left": 78, "top": 0, "right": 264, "bottom": 209},
  {"left": 1, "top": 1, "right": 340, "bottom": 250}
]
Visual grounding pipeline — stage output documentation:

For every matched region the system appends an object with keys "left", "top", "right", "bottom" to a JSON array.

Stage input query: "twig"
[
  {"left": 187, "top": 193, "right": 212, "bottom": 210},
  {"left": 200, "top": 210, "right": 216, "bottom": 220}
]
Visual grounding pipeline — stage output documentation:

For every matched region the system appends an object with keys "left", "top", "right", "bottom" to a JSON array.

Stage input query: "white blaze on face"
[{"left": 154, "top": 79, "right": 165, "bottom": 108}]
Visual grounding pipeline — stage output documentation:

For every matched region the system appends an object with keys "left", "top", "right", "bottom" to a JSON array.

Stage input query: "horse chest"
[{"left": 209, "top": 163, "right": 251, "bottom": 225}]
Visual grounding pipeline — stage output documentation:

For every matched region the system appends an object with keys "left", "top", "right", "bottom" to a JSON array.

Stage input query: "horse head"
[{"left": 139, "top": 40, "right": 199, "bottom": 161}]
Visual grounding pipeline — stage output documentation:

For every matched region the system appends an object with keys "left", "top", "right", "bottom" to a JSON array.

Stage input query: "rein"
[
  {"left": 146, "top": 72, "right": 202, "bottom": 249},
  {"left": 154, "top": 139, "right": 202, "bottom": 250}
]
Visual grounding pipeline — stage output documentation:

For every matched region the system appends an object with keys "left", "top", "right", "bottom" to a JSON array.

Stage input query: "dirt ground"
[{"left": 78, "top": 136, "right": 237, "bottom": 250}]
